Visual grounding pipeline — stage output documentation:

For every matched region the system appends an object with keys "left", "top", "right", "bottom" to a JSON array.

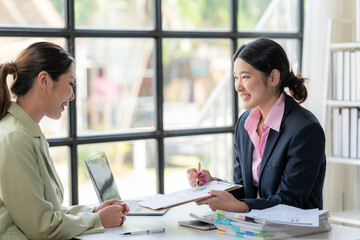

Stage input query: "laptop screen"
[
  {"left": 84, "top": 152, "right": 121, "bottom": 202},
  {"left": 84, "top": 152, "right": 168, "bottom": 216}
]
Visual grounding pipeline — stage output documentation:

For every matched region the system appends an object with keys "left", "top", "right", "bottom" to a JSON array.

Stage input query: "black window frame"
[{"left": 0, "top": 0, "right": 304, "bottom": 205}]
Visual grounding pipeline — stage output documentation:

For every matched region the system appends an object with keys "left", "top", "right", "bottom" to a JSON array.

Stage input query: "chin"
[
  {"left": 46, "top": 113, "right": 62, "bottom": 120},
  {"left": 241, "top": 103, "right": 252, "bottom": 111}
]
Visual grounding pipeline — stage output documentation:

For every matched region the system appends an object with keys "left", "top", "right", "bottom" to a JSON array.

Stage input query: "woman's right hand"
[
  {"left": 186, "top": 168, "right": 215, "bottom": 187},
  {"left": 95, "top": 199, "right": 129, "bottom": 227},
  {"left": 97, "top": 204, "right": 126, "bottom": 228}
]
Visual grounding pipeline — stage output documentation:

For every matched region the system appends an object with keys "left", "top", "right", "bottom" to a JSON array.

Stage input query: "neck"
[
  {"left": 258, "top": 93, "right": 281, "bottom": 122},
  {"left": 16, "top": 92, "right": 44, "bottom": 124}
]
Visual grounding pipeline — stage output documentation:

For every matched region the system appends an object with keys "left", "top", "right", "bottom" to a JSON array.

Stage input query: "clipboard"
[{"left": 138, "top": 181, "right": 242, "bottom": 211}]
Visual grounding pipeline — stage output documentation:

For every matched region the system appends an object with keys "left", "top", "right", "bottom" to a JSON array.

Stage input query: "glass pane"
[
  {"left": 162, "top": 0, "right": 230, "bottom": 31},
  {"left": 49, "top": 146, "right": 70, "bottom": 206},
  {"left": 75, "top": 38, "right": 155, "bottom": 135},
  {"left": 0, "top": 0, "right": 65, "bottom": 28},
  {"left": 238, "top": 0, "right": 299, "bottom": 32},
  {"left": 163, "top": 38, "right": 233, "bottom": 129},
  {"left": 78, "top": 140, "right": 157, "bottom": 205},
  {"left": 75, "top": 0, "right": 153, "bottom": 30},
  {"left": 236, "top": 38, "right": 300, "bottom": 115},
  {"left": 0, "top": 37, "right": 68, "bottom": 138},
  {"left": 164, "top": 134, "right": 233, "bottom": 193}
]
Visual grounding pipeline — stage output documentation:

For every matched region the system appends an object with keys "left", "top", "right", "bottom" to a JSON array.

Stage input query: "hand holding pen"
[
  {"left": 196, "top": 162, "right": 201, "bottom": 188},
  {"left": 186, "top": 164, "right": 215, "bottom": 188}
]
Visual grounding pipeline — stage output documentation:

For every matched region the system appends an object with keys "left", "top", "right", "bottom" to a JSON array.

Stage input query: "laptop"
[{"left": 84, "top": 152, "right": 168, "bottom": 216}]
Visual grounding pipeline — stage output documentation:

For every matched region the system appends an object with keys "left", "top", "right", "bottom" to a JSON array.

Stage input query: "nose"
[
  {"left": 69, "top": 89, "right": 75, "bottom": 101},
  {"left": 234, "top": 78, "right": 243, "bottom": 92}
]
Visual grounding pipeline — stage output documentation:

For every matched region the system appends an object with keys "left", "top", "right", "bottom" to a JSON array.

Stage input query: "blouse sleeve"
[{"left": 0, "top": 131, "right": 104, "bottom": 239}]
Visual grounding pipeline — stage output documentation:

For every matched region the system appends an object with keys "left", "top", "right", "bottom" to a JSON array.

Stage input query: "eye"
[{"left": 70, "top": 82, "right": 76, "bottom": 87}]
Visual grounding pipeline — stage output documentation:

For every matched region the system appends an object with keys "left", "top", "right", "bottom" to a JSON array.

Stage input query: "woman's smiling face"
[
  {"left": 233, "top": 58, "right": 275, "bottom": 111},
  {"left": 45, "top": 64, "right": 75, "bottom": 120}
]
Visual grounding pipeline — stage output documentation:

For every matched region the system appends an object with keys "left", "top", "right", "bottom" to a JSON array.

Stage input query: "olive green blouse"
[{"left": 0, "top": 102, "right": 104, "bottom": 239}]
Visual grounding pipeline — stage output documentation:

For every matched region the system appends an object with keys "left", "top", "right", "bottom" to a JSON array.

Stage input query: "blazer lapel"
[
  {"left": 243, "top": 132, "right": 255, "bottom": 197},
  {"left": 258, "top": 129, "right": 281, "bottom": 178},
  {"left": 258, "top": 94, "right": 294, "bottom": 180}
]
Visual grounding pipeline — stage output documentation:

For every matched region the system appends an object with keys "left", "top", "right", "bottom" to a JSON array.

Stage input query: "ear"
[
  {"left": 36, "top": 71, "right": 50, "bottom": 92},
  {"left": 268, "top": 69, "right": 280, "bottom": 87}
]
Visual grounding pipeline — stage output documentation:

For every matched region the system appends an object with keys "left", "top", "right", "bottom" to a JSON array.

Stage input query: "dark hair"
[
  {"left": 0, "top": 42, "right": 74, "bottom": 120},
  {"left": 233, "top": 38, "right": 307, "bottom": 103}
]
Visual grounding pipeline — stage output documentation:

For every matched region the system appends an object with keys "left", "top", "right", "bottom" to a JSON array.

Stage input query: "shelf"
[
  {"left": 330, "top": 42, "right": 360, "bottom": 50},
  {"left": 330, "top": 210, "right": 360, "bottom": 226},
  {"left": 326, "top": 100, "right": 360, "bottom": 107},
  {"left": 327, "top": 156, "right": 360, "bottom": 165}
]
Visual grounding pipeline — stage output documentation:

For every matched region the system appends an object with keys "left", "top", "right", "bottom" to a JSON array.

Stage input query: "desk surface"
[{"left": 77, "top": 203, "right": 360, "bottom": 240}]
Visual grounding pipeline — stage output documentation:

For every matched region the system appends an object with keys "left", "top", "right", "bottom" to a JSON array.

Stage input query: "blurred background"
[{"left": 0, "top": 0, "right": 302, "bottom": 206}]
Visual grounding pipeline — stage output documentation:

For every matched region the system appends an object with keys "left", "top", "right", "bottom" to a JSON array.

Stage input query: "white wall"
[{"left": 302, "top": 0, "right": 358, "bottom": 214}]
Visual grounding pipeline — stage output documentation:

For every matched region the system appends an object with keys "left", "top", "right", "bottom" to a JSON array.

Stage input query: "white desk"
[{"left": 76, "top": 203, "right": 360, "bottom": 239}]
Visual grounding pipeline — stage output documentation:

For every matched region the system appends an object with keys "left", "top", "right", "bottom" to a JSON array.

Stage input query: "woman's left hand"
[
  {"left": 196, "top": 190, "right": 249, "bottom": 212},
  {"left": 94, "top": 198, "right": 130, "bottom": 216}
]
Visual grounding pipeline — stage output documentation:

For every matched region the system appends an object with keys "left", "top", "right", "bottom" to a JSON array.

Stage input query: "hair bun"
[{"left": 5, "top": 62, "right": 17, "bottom": 74}]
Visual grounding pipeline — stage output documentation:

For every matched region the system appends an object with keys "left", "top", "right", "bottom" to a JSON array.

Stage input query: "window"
[{"left": 0, "top": 0, "right": 304, "bottom": 205}]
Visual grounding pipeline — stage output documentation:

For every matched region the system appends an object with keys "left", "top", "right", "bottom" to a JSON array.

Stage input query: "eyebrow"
[{"left": 233, "top": 70, "right": 251, "bottom": 75}]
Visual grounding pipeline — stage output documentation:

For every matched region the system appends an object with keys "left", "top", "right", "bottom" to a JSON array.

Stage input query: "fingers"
[
  {"left": 105, "top": 201, "right": 128, "bottom": 218},
  {"left": 96, "top": 199, "right": 129, "bottom": 216},
  {"left": 120, "top": 203, "right": 130, "bottom": 215},
  {"left": 120, "top": 216, "right": 127, "bottom": 226},
  {"left": 209, "top": 205, "right": 217, "bottom": 211},
  {"left": 187, "top": 168, "right": 215, "bottom": 187},
  {"left": 98, "top": 198, "right": 121, "bottom": 209},
  {"left": 98, "top": 205, "right": 125, "bottom": 228},
  {"left": 196, "top": 192, "right": 213, "bottom": 205},
  {"left": 196, "top": 198, "right": 217, "bottom": 211},
  {"left": 196, "top": 199, "right": 208, "bottom": 205},
  {"left": 103, "top": 198, "right": 119, "bottom": 205},
  {"left": 195, "top": 172, "right": 208, "bottom": 186},
  {"left": 110, "top": 201, "right": 129, "bottom": 215},
  {"left": 187, "top": 168, "right": 197, "bottom": 175},
  {"left": 187, "top": 168, "right": 197, "bottom": 187},
  {"left": 209, "top": 190, "right": 220, "bottom": 196}
]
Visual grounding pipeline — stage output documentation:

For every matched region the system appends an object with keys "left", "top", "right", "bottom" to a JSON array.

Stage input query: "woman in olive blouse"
[{"left": 0, "top": 42, "right": 129, "bottom": 239}]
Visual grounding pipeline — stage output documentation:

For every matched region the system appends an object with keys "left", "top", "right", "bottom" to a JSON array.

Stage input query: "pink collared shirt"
[{"left": 244, "top": 93, "right": 285, "bottom": 193}]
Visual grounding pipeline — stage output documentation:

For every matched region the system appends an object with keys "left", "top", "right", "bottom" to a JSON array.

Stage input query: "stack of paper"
[{"left": 214, "top": 204, "right": 332, "bottom": 239}]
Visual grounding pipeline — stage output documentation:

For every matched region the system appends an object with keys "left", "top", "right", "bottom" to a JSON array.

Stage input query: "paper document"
[
  {"left": 139, "top": 181, "right": 242, "bottom": 210},
  {"left": 242, "top": 204, "right": 323, "bottom": 227},
  {"left": 215, "top": 205, "right": 331, "bottom": 239}
]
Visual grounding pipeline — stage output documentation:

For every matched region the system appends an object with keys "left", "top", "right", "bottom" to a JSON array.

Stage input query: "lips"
[
  {"left": 241, "top": 94, "right": 250, "bottom": 101},
  {"left": 61, "top": 102, "right": 67, "bottom": 111}
]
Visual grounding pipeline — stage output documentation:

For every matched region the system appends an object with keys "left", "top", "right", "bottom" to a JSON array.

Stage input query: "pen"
[
  {"left": 119, "top": 227, "right": 165, "bottom": 236},
  {"left": 196, "top": 162, "right": 201, "bottom": 188}
]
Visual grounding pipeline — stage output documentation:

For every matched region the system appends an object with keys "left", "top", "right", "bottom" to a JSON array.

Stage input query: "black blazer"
[{"left": 232, "top": 94, "right": 326, "bottom": 210}]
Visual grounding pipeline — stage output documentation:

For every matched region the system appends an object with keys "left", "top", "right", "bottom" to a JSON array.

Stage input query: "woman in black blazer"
[{"left": 187, "top": 38, "right": 326, "bottom": 212}]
